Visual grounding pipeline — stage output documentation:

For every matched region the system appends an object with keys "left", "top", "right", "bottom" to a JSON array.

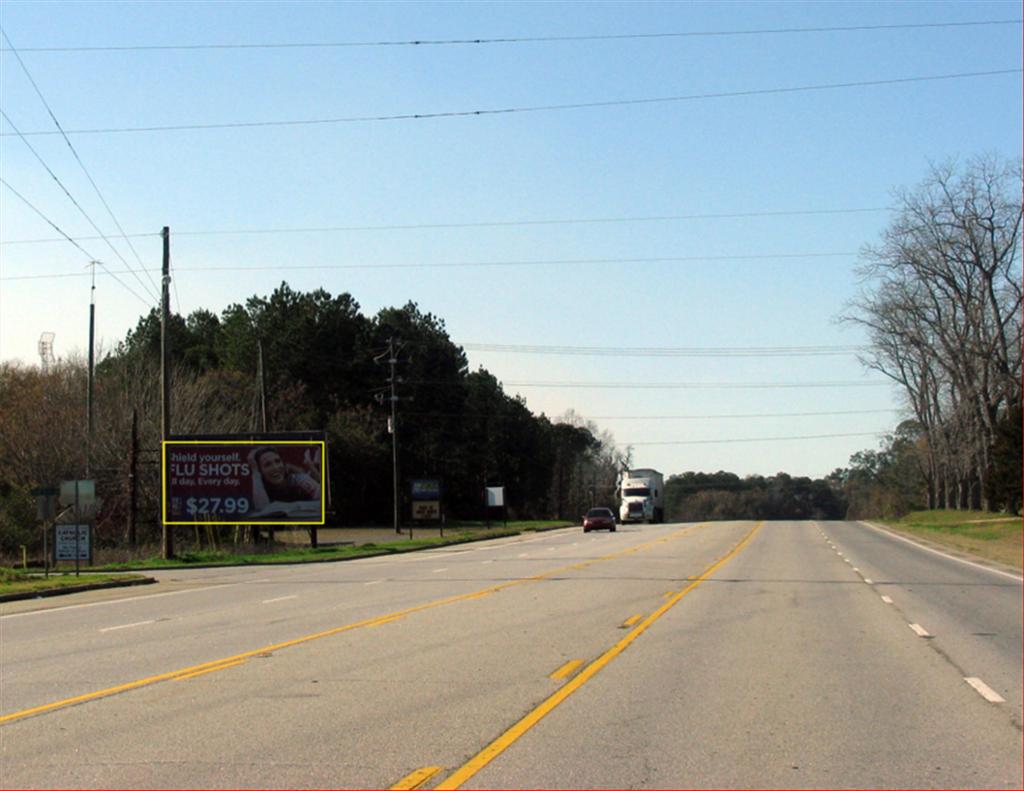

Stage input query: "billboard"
[{"left": 163, "top": 439, "right": 326, "bottom": 526}]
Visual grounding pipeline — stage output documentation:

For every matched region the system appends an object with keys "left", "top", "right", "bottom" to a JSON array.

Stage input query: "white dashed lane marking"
[
  {"left": 261, "top": 595, "right": 298, "bottom": 604},
  {"left": 964, "top": 677, "right": 1006, "bottom": 703},
  {"left": 881, "top": 595, "right": 893, "bottom": 604},
  {"left": 909, "top": 623, "right": 932, "bottom": 637},
  {"left": 99, "top": 620, "right": 155, "bottom": 633}
]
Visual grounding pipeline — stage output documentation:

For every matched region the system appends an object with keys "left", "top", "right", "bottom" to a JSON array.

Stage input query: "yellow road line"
[
  {"left": 368, "top": 614, "right": 405, "bottom": 628},
  {"left": 434, "top": 521, "right": 763, "bottom": 790},
  {"left": 1, "top": 522, "right": 711, "bottom": 726},
  {"left": 174, "top": 659, "right": 247, "bottom": 681},
  {"left": 390, "top": 765, "right": 443, "bottom": 790},
  {"left": 621, "top": 614, "right": 642, "bottom": 628},
  {"left": 548, "top": 659, "right": 584, "bottom": 681}
]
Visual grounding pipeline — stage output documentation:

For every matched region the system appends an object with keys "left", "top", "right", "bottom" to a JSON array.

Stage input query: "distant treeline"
[
  {"left": 0, "top": 286, "right": 624, "bottom": 553},
  {"left": 665, "top": 471, "right": 847, "bottom": 522}
]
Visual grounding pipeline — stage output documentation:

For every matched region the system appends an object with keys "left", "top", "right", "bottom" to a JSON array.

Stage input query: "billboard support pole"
[{"left": 160, "top": 226, "right": 174, "bottom": 559}]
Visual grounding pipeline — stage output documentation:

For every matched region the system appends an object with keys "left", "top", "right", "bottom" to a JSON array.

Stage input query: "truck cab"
[{"left": 618, "top": 468, "right": 665, "bottom": 524}]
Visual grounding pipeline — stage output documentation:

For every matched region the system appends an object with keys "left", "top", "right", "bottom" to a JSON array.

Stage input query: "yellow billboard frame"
[{"left": 162, "top": 440, "right": 326, "bottom": 526}]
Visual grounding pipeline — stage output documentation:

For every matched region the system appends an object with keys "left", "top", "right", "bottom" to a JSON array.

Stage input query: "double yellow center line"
[
  {"left": 433, "top": 520, "right": 763, "bottom": 789},
  {"left": 1, "top": 523, "right": 707, "bottom": 726}
]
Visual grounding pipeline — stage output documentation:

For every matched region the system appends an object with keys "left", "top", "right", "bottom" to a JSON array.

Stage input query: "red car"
[{"left": 583, "top": 507, "right": 617, "bottom": 532}]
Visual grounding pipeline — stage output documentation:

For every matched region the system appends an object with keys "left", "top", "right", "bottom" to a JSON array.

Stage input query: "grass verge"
[
  {"left": 74, "top": 522, "right": 573, "bottom": 573},
  {"left": 0, "top": 568, "right": 148, "bottom": 597},
  {"left": 879, "top": 510, "right": 1022, "bottom": 569}
]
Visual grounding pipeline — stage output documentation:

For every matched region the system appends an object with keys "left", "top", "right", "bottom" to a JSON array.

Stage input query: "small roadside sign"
[{"left": 54, "top": 524, "right": 91, "bottom": 563}]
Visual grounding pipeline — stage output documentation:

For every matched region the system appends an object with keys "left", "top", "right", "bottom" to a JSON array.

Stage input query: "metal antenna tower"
[{"left": 38, "top": 332, "right": 56, "bottom": 372}]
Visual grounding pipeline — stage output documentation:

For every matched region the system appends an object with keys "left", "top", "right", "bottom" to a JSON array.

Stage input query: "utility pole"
[
  {"left": 128, "top": 408, "right": 138, "bottom": 548},
  {"left": 257, "top": 339, "right": 268, "bottom": 432},
  {"left": 256, "top": 339, "right": 273, "bottom": 545},
  {"left": 86, "top": 262, "right": 96, "bottom": 477},
  {"left": 160, "top": 226, "right": 173, "bottom": 559},
  {"left": 375, "top": 338, "right": 406, "bottom": 534}
]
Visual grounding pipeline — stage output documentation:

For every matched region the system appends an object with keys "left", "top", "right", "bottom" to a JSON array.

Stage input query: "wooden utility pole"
[
  {"left": 86, "top": 262, "right": 96, "bottom": 476},
  {"left": 257, "top": 339, "right": 268, "bottom": 432},
  {"left": 127, "top": 408, "right": 138, "bottom": 548},
  {"left": 160, "top": 226, "right": 174, "bottom": 559},
  {"left": 388, "top": 338, "right": 400, "bottom": 534}
]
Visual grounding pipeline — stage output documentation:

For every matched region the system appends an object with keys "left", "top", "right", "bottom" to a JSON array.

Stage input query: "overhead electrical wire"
[
  {"left": 2, "top": 19, "right": 1017, "bottom": 52},
  {"left": 0, "top": 206, "right": 891, "bottom": 246},
  {"left": 0, "top": 251, "right": 858, "bottom": 282},
  {"left": 403, "top": 408, "right": 897, "bottom": 420},
  {"left": 1, "top": 110, "right": 160, "bottom": 302},
  {"left": 617, "top": 431, "right": 887, "bottom": 446},
  {"left": 584, "top": 409, "right": 896, "bottom": 419},
  {"left": 459, "top": 342, "right": 867, "bottom": 357},
  {"left": 2, "top": 69, "right": 1017, "bottom": 137},
  {"left": 1, "top": 30, "right": 160, "bottom": 301},
  {"left": 411, "top": 379, "right": 888, "bottom": 389},
  {"left": 0, "top": 177, "right": 153, "bottom": 307}
]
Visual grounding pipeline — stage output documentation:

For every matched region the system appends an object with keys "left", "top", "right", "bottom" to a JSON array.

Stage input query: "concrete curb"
[{"left": 0, "top": 576, "right": 158, "bottom": 603}]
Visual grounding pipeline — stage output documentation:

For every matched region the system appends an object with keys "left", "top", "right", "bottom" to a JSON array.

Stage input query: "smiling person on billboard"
[{"left": 247, "top": 445, "right": 321, "bottom": 517}]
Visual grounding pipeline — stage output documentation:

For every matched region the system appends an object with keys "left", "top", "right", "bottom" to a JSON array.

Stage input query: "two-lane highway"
[{"left": 1, "top": 521, "right": 1020, "bottom": 789}]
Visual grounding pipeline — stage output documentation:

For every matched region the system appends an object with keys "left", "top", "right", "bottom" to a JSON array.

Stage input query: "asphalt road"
[{"left": 1, "top": 521, "right": 1020, "bottom": 789}]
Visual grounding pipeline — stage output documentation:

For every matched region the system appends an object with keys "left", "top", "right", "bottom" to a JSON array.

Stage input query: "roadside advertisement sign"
[
  {"left": 411, "top": 501, "right": 441, "bottom": 520},
  {"left": 163, "top": 439, "right": 326, "bottom": 526},
  {"left": 410, "top": 479, "right": 441, "bottom": 500},
  {"left": 54, "top": 524, "right": 91, "bottom": 562},
  {"left": 410, "top": 479, "right": 441, "bottom": 522}
]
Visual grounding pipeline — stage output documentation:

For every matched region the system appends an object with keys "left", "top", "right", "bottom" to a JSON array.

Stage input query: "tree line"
[
  {"left": 0, "top": 288, "right": 625, "bottom": 554},
  {"left": 844, "top": 156, "right": 1021, "bottom": 515}
]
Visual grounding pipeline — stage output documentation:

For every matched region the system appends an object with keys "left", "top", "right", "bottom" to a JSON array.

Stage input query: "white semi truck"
[{"left": 618, "top": 468, "right": 665, "bottom": 524}]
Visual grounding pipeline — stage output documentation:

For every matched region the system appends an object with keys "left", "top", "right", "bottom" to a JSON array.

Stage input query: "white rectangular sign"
[
  {"left": 54, "top": 525, "right": 90, "bottom": 561},
  {"left": 486, "top": 486, "right": 505, "bottom": 507}
]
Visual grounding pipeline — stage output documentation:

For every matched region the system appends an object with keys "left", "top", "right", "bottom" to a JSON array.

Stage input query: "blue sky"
[{"left": 1, "top": 1, "right": 1020, "bottom": 479}]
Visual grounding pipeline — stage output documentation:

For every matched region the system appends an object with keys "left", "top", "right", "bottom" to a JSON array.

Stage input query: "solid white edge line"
[
  {"left": 964, "top": 677, "right": 1006, "bottom": 703},
  {"left": 99, "top": 619, "right": 155, "bottom": 633},
  {"left": 859, "top": 521, "right": 1023, "bottom": 583},
  {"left": 1, "top": 582, "right": 242, "bottom": 619},
  {"left": 909, "top": 623, "right": 931, "bottom": 637}
]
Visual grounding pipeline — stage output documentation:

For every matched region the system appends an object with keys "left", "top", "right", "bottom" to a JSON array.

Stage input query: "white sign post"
[{"left": 59, "top": 480, "right": 95, "bottom": 575}]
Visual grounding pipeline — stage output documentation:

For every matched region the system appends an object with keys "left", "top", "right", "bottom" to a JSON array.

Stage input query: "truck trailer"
[{"left": 618, "top": 468, "right": 665, "bottom": 524}]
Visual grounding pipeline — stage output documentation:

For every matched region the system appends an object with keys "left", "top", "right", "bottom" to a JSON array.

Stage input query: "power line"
[
  {"left": 0, "top": 251, "right": 859, "bottom": 282},
  {"left": 413, "top": 379, "right": 889, "bottom": 389},
  {"left": 619, "top": 431, "right": 887, "bottom": 446},
  {"left": 404, "top": 408, "right": 898, "bottom": 420},
  {"left": 0, "top": 177, "right": 153, "bottom": 307},
  {"left": 582, "top": 409, "right": 898, "bottom": 419},
  {"left": 1, "top": 110, "right": 160, "bottom": 302},
  {"left": 0, "top": 206, "right": 891, "bottom": 246},
  {"left": 460, "top": 342, "right": 867, "bottom": 357},
  {"left": 3, "top": 19, "right": 1017, "bottom": 52},
  {"left": 1, "top": 29, "right": 161, "bottom": 300},
  {"left": 2, "top": 69, "right": 1017, "bottom": 137}
]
